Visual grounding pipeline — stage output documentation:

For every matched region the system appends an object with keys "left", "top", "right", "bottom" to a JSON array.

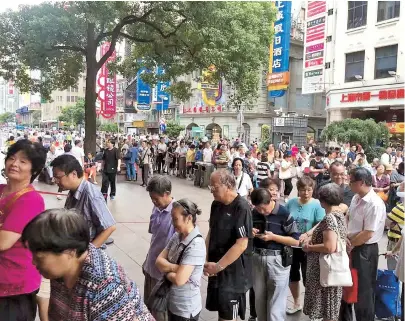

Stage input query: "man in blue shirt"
[
  {"left": 347, "top": 145, "right": 357, "bottom": 163},
  {"left": 128, "top": 141, "right": 139, "bottom": 181}
]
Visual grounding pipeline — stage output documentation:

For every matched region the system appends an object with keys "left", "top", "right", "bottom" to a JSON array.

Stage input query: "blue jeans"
[{"left": 126, "top": 162, "right": 136, "bottom": 180}]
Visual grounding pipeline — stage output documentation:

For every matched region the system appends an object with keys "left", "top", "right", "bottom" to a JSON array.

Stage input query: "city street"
[{"left": 0, "top": 136, "right": 390, "bottom": 321}]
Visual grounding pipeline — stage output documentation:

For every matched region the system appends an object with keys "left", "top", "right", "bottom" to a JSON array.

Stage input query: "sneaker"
[
  {"left": 286, "top": 305, "right": 302, "bottom": 315},
  {"left": 248, "top": 316, "right": 256, "bottom": 321},
  {"left": 110, "top": 196, "right": 115, "bottom": 200},
  {"left": 56, "top": 195, "right": 63, "bottom": 200}
]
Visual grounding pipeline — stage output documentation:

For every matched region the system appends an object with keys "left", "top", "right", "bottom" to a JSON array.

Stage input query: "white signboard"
[
  {"left": 302, "top": 1, "right": 327, "bottom": 94},
  {"left": 274, "top": 117, "right": 285, "bottom": 127}
]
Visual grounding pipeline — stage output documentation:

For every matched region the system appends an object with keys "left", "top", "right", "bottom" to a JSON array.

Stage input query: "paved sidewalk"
[{"left": 21, "top": 173, "right": 388, "bottom": 321}]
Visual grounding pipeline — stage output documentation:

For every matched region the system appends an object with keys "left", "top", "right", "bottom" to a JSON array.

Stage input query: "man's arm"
[
  {"left": 92, "top": 226, "right": 116, "bottom": 248},
  {"left": 350, "top": 230, "right": 374, "bottom": 247},
  {"left": 217, "top": 237, "right": 248, "bottom": 269}
]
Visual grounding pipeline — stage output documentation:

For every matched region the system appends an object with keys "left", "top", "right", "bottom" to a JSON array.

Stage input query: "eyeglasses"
[
  {"left": 53, "top": 174, "right": 66, "bottom": 182},
  {"left": 208, "top": 185, "right": 220, "bottom": 192}
]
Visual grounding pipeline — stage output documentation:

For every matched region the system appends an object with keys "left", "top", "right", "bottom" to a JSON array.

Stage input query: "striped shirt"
[
  {"left": 256, "top": 161, "right": 272, "bottom": 183},
  {"left": 49, "top": 244, "right": 154, "bottom": 321},
  {"left": 388, "top": 202, "right": 404, "bottom": 239}
]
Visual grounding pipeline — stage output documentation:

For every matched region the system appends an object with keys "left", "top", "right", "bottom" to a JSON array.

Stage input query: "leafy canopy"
[
  {"left": 321, "top": 118, "right": 389, "bottom": 148},
  {"left": 0, "top": 112, "right": 15, "bottom": 124},
  {"left": 0, "top": 1, "right": 275, "bottom": 105},
  {"left": 58, "top": 98, "right": 85, "bottom": 125},
  {"left": 165, "top": 122, "right": 185, "bottom": 138}
]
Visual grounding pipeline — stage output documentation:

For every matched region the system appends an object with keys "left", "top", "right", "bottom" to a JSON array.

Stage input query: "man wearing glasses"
[
  {"left": 317, "top": 161, "right": 355, "bottom": 209},
  {"left": 346, "top": 167, "right": 386, "bottom": 321},
  {"left": 51, "top": 154, "right": 116, "bottom": 248},
  {"left": 204, "top": 170, "right": 253, "bottom": 321}
]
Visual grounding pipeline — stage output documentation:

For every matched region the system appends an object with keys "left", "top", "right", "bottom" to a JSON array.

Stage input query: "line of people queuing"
[{"left": 1, "top": 136, "right": 403, "bottom": 321}]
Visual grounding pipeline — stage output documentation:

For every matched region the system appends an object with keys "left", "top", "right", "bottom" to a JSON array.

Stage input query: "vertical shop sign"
[
  {"left": 268, "top": 1, "right": 292, "bottom": 98},
  {"left": 97, "top": 42, "right": 116, "bottom": 118},
  {"left": 302, "top": 1, "right": 327, "bottom": 94}
]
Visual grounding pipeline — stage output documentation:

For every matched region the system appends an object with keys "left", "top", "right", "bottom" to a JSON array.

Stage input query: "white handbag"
[{"left": 319, "top": 214, "right": 353, "bottom": 287}]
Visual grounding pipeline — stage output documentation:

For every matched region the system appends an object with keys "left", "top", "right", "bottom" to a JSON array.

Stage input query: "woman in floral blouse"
[{"left": 22, "top": 208, "right": 154, "bottom": 321}]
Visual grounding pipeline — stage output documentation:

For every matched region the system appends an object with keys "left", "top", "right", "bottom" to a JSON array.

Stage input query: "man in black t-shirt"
[
  {"left": 204, "top": 170, "right": 253, "bottom": 321},
  {"left": 101, "top": 140, "right": 121, "bottom": 201},
  {"left": 310, "top": 151, "right": 327, "bottom": 189}
]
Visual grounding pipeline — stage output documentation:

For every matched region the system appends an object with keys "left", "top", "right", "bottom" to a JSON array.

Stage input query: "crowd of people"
[{"left": 0, "top": 129, "right": 404, "bottom": 321}]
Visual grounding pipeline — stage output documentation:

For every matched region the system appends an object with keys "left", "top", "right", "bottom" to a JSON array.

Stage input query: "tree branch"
[
  {"left": 139, "top": 17, "right": 188, "bottom": 39},
  {"left": 50, "top": 45, "right": 86, "bottom": 55}
]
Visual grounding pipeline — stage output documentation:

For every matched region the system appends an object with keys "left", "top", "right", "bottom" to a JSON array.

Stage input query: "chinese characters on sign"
[
  {"left": 182, "top": 105, "right": 223, "bottom": 114},
  {"left": 340, "top": 89, "right": 405, "bottom": 103},
  {"left": 97, "top": 42, "right": 116, "bottom": 119},
  {"left": 268, "top": 1, "right": 292, "bottom": 97},
  {"left": 302, "top": 1, "right": 327, "bottom": 94}
]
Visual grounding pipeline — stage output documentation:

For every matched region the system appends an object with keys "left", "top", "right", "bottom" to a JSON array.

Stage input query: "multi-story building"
[
  {"left": 40, "top": 76, "right": 86, "bottom": 127},
  {"left": 178, "top": 4, "right": 326, "bottom": 145},
  {"left": 324, "top": 1, "right": 404, "bottom": 144}
]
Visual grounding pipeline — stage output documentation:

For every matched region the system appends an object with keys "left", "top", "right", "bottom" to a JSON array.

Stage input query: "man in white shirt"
[
  {"left": 346, "top": 167, "right": 386, "bottom": 321},
  {"left": 203, "top": 142, "right": 213, "bottom": 163},
  {"left": 380, "top": 146, "right": 393, "bottom": 166},
  {"left": 71, "top": 139, "right": 85, "bottom": 168}
]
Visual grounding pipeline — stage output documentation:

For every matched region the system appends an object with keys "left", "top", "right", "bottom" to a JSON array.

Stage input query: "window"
[
  {"left": 377, "top": 1, "right": 400, "bottom": 22},
  {"left": 70, "top": 96, "right": 77, "bottom": 102},
  {"left": 345, "top": 51, "right": 365, "bottom": 82},
  {"left": 66, "top": 96, "right": 70, "bottom": 102},
  {"left": 375, "top": 44, "right": 398, "bottom": 79},
  {"left": 347, "top": 1, "right": 368, "bottom": 29},
  {"left": 57, "top": 106, "right": 62, "bottom": 112}
]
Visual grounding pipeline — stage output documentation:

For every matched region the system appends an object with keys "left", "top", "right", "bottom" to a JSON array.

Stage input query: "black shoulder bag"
[{"left": 147, "top": 234, "right": 202, "bottom": 313}]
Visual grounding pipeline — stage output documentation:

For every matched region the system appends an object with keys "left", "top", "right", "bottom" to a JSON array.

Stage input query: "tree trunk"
[{"left": 84, "top": 23, "right": 98, "bottom": 155}]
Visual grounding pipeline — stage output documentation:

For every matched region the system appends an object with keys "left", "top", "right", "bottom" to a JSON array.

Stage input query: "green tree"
[
  {"left": 58, "top": 99, "right": 85, "bottom": 126},
  {"left": 0, "top": 2, "right": 275, "bottom": 153},
  {"left": 321, "top": 118, "right": 389, "bottom": 159},
  {"left": 99, "top": 123, "right": 119, "bottom": 133},
  {"left": 260, "top": 124, "right": 271, "bottom": 149},
  {"left": 31, "top": 110, "right": 41, "bottom": 126},
  {"left": 0, "top": 112, "right": 15, "bottom": 124},
  {"left": 165, "top": 121, "right": 184, "bottom": 138}
]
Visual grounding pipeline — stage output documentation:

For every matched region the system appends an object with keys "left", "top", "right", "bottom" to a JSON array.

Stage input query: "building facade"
[
  {"left": 324, "top": 1, "right": 404, "bottom": 144},
  {"left": 178, "top": 5, "right": 326, "bottom": 145}
]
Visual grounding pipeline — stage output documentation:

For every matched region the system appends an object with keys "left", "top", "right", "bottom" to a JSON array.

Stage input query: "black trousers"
[
  {"left": 168, "top": 310, "right": 200, "bottom": 321},
  {"left": 0, "top": 291, "right": 38, "bottom": 321},
  {"left": 101, "top": 172, "right": 116, "bottom": 199},
  {"left": 156, "top": 154, "right": 165, "bottom": 173},
  {"left": 283, "top": 178, "right": 293, "bottom": 197},
  {"left": 340, "top": 243, "right": 378, "bottom": 321},
  {"left": 249, "top": 287, "right": 257, "bottom": 318},
  {"left": 142, "top": 164, "right": 150, "bottom": 186}
]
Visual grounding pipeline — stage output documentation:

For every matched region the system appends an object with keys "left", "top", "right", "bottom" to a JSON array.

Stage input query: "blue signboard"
[
  {"left": 269, "top": 1, "right": 292, "bottom": 98},
  {"left": 136, "top": 67, "right": 151, "bottom": 109},
  {"left": 156, "top": 67, "right": 170, "bottom": 111}
]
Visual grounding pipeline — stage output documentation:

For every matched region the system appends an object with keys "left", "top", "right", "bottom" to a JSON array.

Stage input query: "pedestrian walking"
[{"left": 101, "top": 139, "right": 121, "bottom": 200}]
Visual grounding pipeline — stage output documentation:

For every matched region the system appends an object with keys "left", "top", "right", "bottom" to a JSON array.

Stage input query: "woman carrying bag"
[
  {"left": 302, "top": 183, "right": 351, "bottom": 321},
  {"left": 155, "top": 199, "right": 206, "bottom": 321}
]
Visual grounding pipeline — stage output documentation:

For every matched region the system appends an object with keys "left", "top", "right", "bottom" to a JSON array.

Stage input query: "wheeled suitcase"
[{"left": 375, "top": 269, "right": 402, "bottom": 320}]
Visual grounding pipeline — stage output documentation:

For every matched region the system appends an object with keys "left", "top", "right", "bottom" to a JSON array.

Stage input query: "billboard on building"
[
  {"left": 268, "top": 0, "right": 292, "bottom": 98},
  {"left": 302, "top": 1, "right": 327, "bottom": 94},
  {"left": 153, "top": 66, "right": 170, "bottom": 111},
  {"left": 136, "top": 67, "right": 152, "bottom": 112}
]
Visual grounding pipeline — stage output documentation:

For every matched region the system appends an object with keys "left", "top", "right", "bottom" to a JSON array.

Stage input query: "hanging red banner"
[{"left": 97, "top": 42, "right": 116, "bottom": 119}]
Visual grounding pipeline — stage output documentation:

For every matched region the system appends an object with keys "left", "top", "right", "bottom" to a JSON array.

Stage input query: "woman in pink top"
[{"left": 0, "top": 139, "right": 46, "bottom": 321}]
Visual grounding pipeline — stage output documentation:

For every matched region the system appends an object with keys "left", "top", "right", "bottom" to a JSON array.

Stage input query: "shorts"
[
  {"left": 289, "top": 247, "right": 307, "bottom": 285},
  {"left": 206, "top": 288, "right": 246, "bottom": 320},
  {"left": 37, "top": 278, "right": 51, "bottom": 299}
]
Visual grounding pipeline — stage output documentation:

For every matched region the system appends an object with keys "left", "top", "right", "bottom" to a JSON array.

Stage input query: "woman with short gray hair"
[
  {"left": 302, "top": 183, "right": 348, "bottom": 321},
  {"left": 156, "top": 199, "right": 206, "bottom": 321}
]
